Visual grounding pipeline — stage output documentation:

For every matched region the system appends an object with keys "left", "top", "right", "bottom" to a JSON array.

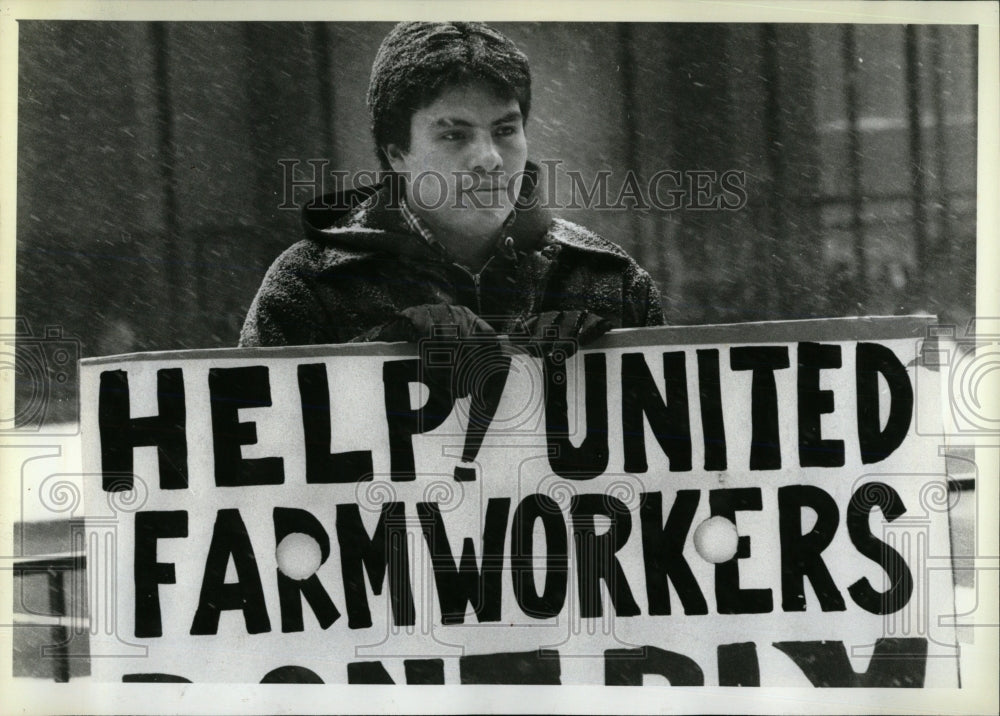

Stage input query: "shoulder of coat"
[
  {"left": 266, "top": 237, "right": 378, "bottom": 280},
  {"left": 546, "top": 217, "right": 631, "bottom": 262}
]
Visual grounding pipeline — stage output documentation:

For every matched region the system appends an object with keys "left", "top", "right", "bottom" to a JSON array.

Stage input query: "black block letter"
[
  {"left": 134, "top": 510, "right": 187, "bottom": 638},
  {"left": 208, "top": 366, "right": 284, "bottom": 486},
  {"left": 99, "top": 369, "right": 187, "bottom": 491}
]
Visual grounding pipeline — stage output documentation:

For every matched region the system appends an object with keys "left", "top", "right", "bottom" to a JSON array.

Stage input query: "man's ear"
[{"left": 383, "top": 143, "right": 408, "bottom": 174}]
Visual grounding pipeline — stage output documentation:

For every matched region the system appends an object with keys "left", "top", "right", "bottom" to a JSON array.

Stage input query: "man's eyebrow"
[
  {"left": 433, "top": 118, "right": 475, "bottom": 128},
  {"left": 431, "top": 111, "right": 523, "bottom": 128},
  {"left": 491, "top": 111, "right": 523, "bottom": 125}
]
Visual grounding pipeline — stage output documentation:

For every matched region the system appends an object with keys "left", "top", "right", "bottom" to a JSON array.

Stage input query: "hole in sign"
[
  {"left": 693, "top": 516, "right": 739, "bottom": 563},
  {"left": 276, "top": 532, "right": 323, "bottom": 580}
]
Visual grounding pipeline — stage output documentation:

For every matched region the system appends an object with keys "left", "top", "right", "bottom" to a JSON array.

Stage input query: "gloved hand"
[
  {"left": 373, "top": 303, "right": 496, "bottom": 342},
  {"left": 519, "top": 309, "right": 612, "bottom": 358},
  {"left": 370, "top": 303, "right": 506, "bottom": 400}
]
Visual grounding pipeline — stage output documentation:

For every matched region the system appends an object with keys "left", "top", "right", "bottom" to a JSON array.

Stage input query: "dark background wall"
[{"left": 16, "top": 22, "right": 978, "bottom": 422}]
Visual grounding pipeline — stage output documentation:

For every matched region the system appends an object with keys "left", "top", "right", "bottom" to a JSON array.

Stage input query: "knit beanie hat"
[{"left": 367, "top": 22, "right": 532, "bottom": 169}]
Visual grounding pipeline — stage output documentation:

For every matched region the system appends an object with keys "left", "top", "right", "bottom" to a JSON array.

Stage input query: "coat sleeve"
[
  {"left": 239, "top": 248, "right": 406, "bottom": 347},
  {"left": 623, "top": 264, "right": 666, "bottom": 328},
  {"left": 238, "top": 260, "right": 330, "bottom": 347}
]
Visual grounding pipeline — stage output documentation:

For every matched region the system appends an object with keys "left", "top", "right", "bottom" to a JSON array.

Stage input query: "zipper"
[
  {"left": 450, "top": 236, "right": 516, "bottom": 315},
  {"left": 452, "top": 254, "right": 496, "bottom": 315}
]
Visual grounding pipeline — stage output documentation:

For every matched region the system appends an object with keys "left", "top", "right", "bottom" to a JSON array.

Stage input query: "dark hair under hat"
[{"left": 366, "top": 22, "right": 532, "bottom": 171}]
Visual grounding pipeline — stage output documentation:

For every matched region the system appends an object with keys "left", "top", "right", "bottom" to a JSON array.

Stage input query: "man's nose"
[{"left": 469, "top": 134, "right": 503, "bottom": 174}]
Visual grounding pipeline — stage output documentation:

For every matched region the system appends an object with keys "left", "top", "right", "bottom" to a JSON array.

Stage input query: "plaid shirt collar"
[
  {"left": 399, "top": 194, "right": 447, "bottom": 257},
  {"left": 399, "top": 194, "right": 518, "bottom": 264}
]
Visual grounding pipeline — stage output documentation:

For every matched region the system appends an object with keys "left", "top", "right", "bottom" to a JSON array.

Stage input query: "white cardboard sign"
[{"left": 81, "top": 318, "right": 958, "bottom": 686}]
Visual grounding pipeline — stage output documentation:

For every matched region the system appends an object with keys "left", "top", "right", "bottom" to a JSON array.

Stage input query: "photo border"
[{"left": 1, "top": 2, "right": 997, "bottom": 714}]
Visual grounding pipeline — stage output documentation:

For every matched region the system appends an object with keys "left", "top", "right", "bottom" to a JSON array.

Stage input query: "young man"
[{"left": 239, "top": 21, "right": 664, "bottom": 349}]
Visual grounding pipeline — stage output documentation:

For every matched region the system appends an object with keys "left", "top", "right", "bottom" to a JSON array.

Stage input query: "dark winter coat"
[{"left": 239, "top": 166, "right": 664, "bottom": 347}]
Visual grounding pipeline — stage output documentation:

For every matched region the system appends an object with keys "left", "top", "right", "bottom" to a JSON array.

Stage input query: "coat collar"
[{"left": 300, "top": 161, "right": 629, "bottom": 271}]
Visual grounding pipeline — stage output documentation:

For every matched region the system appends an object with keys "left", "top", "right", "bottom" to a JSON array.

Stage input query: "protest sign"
[{"left": 80, "top": 317, "right": 958, "bottom": 685}]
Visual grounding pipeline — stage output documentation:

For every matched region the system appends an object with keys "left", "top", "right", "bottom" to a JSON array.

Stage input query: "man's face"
[{"left": 386, "top": 82, "right": 528, "bottom": 242}]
